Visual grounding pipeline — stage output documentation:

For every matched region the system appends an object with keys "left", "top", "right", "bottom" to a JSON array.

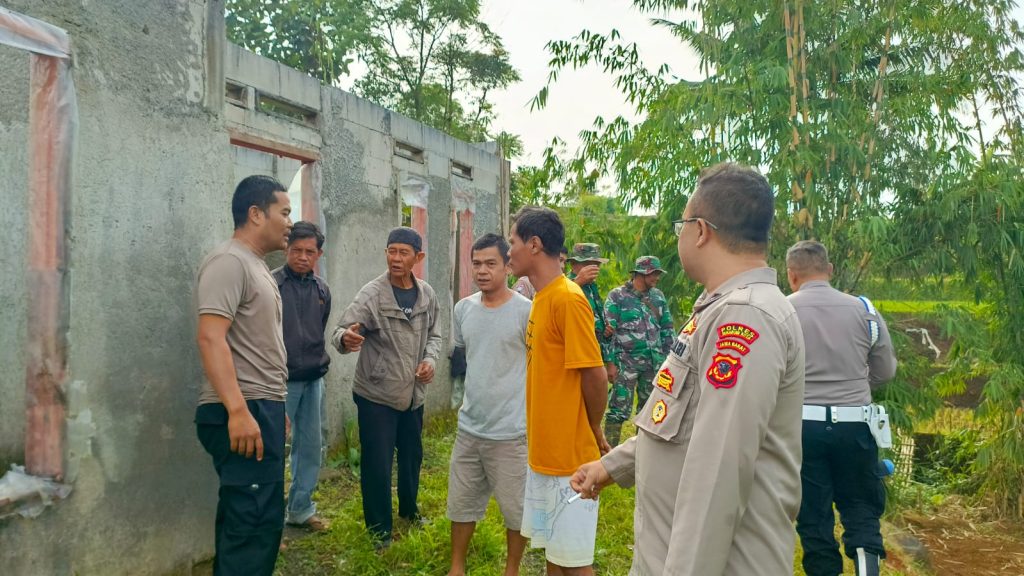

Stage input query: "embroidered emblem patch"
[
  {"left": 717, "top": 323, "right": 759, "bottom": 344},
  {"left": 706, "top": 353, "right": 742, "bottom": 389},
  {"left": 655, "top": 368, "right": 674, "bottom": 393},
  {"left": 682, "top": 316, "right": 698, "bottom": 335},
  {"left": 716, "top": 339, "right": 750, "bottom": 356},
  {"left": 651, "top": 400, "right": 668, "bottom": 424}
]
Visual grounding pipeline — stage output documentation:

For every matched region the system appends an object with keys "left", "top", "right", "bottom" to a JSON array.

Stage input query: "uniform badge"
[
  {"left": 671, "top": 338, "right": 687, "bottom": 357},
  {"left": 706, "top": 353, "right": 742, "bottom": 389},
  {"left": 655, "top": 368, "right": 674, "bottom": 393},
  {"left": 651, "top": 400, "right": 668, "bottom": 424},
  {"left": 716, "top": 339, "right": 750, "bottom": 356},
  {"left": 717, "top": 323, "right": 759, "bottom": 344},
  {"left": 682, "top": 316, "right": 698, "bottom": 335}
]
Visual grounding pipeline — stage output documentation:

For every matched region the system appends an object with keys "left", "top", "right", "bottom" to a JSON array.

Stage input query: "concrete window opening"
[{"left": 230, "top": 142, "right": 322, "bottom": 271}]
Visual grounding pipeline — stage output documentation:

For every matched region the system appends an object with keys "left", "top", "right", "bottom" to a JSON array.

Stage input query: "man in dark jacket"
[
  {"left": 332, "top": 226, "right": 442, "bottom": 550},
  {"left": 272, "top": 221, "right": 332, "bottom": 531}
]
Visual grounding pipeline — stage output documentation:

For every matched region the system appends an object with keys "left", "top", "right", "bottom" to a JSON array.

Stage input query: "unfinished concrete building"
[{"left": 0, "top": 1, "right": 509, "bottom": 573}]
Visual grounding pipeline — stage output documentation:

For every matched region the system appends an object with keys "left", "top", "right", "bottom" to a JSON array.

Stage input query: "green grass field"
[{"left": 275, "top": 412, "right": 923, "bottom": 575}]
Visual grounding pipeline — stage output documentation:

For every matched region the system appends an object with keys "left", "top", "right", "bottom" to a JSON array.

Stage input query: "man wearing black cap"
[{"left": 331, "top": 226, "right": 442, "bottom": 550}]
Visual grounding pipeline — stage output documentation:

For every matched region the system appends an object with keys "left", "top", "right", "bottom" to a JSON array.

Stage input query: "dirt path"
[{"left": 902, "top": 509, "right": 1024, "bottom": 575}]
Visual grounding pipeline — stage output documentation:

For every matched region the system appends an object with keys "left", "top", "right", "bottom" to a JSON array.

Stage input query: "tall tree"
[
  {"left": 354, "top": 0, "right": 520, "bottom": 141},
  {"left": 226, "top": 0, "right": 373, "bottom": 84},
  {"left": 530, "top": 0, "right": 1024, "bottom": 514},
  {"left": 226, "top": 0, "right": 520, "bottom": 146},
  {"left": 532, "top": 0, "right": 1023, "bottom": 289}
]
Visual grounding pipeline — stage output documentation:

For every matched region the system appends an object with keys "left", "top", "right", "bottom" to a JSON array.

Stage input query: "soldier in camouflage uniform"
[
  {"left": 566, "top": 243, "right": 616, "bottom": 380},
  {"left": 602, "top": 256, "right": 675, "bottom": 446}
]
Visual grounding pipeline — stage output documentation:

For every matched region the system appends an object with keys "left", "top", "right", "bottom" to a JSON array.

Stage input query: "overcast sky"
[
  {"left": 479, "top": 1, "right": 1024, "bottom": 169},
  {"left": 480, "top": 0, "right": 697, "bottom": 165}
]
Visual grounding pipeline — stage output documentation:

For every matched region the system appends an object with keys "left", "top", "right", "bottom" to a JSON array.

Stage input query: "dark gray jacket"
[
  {"left": 332, "top": 272, "right": 442, "bottom": 411},
  {"left": 272, "top": 266, "right": 332, "bottom": 382}
]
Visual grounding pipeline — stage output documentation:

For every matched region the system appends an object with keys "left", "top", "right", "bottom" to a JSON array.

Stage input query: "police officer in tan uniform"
[
  {"left": 786, "top": 240, "right": 897, "bottom": 576},
  {"left": 571, "top": 162, "right": 806, "bottom": 575}
]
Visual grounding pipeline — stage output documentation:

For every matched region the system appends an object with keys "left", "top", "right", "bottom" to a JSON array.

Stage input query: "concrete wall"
[
  {"left": 0, "top": 44, "right": 30, "bottom": 473},
  {"left": 0, "top": 1, "right": 508, "bottom": 574},
  {"left": 227, "top": 44, "right": 508, "bottom": 441}
]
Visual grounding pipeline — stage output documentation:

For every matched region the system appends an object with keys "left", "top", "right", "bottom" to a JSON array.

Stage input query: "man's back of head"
[
  {"left": 785, "top": 240, "right": 832, "bottom": 291},
  {"left": 688, "top": 162, "right": 774, "bottom": 256}
]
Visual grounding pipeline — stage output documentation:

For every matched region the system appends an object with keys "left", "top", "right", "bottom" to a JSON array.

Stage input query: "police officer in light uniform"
[
  {"left": 571, "top": 163, "right": 806, "bottom": 575},
  {"left": 786, "top": 240, "right": 897, "bottom": 576}
]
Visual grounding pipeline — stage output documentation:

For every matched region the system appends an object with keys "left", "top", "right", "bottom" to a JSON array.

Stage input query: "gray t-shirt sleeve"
[{"left": 197, "top": 253, "right": 245, "bottom": 319}]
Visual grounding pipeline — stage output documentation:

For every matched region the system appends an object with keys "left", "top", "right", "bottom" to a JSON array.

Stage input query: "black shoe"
[
  {"left": 373, "top": 536, "right": 392, "bottom": 554},
  {"left": 853, "top": 548, "right": 881, "bottom": 576},
  {"left": 401, "top": 513, "right": 430, "bottom": 528}
]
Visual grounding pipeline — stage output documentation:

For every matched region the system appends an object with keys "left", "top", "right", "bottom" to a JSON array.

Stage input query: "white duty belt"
[{"left": 802, "top": 404, "right": 893, "bottom": 448}]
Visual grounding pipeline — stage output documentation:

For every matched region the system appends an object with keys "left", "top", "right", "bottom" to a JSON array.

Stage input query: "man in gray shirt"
[
  {"left": 786, "top": 240, "right": 897, "bottom": 576},
  {"left": 194, "top": 175, "right": 292, "bottom": 576},
  {"left": 446, "top": 233, "right": 532, "bottom": 576}
]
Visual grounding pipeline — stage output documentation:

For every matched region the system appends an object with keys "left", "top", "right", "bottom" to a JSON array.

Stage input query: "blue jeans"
[{"left": 285, "top": 377, "right": 324, "bottom": 524}]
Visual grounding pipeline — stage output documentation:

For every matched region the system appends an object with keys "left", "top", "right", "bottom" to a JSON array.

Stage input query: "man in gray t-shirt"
[
  {"left": 446, "top": 233, "right": 531, "bottom": 576},
  {"left": 194, "top": 175, "right": 292, "bottom": 576}
]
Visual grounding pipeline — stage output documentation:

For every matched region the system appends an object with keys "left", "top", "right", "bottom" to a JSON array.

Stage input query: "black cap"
[{"left": 387, "top": 226, "right": 423, "bottom": 252}]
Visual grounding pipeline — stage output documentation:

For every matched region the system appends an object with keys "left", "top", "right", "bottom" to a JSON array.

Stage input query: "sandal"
[{"left": 288, "top": 514, "right": 331, "bottom": 532}]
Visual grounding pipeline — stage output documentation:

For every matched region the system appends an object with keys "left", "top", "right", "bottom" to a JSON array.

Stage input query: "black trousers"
[
  {"left": 797, "top": 420, "right": 886, "bottom": 576},
  {"left": 196, "top": 400, "right": 286, "bottom": 576},
  {"left": 354, "top": 393, "right": 424, "bottom": 539}
]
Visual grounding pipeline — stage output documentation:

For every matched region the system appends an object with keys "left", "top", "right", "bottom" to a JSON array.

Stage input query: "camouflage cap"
[
  {"left": 567, "top": 243, "right": 609, "bottom": 263},
  {"left": 633, "top": 255, "right": 666, "bottom": 275}
]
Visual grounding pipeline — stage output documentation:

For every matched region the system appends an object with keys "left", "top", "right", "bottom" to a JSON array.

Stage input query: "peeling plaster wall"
[
  {"left": 0, "top": 1, "right": 229, "bottom": 574},
  {"left": 0, "top": 44, "right": 30, "bottom": 472},
  {"left": 0, "top": 1, "right": 508, "bottom": 573}
]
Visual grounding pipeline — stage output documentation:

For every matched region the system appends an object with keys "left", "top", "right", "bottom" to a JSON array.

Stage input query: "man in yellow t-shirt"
[{"left": 507, "top": 206, "right": 610, "bottom": 575}]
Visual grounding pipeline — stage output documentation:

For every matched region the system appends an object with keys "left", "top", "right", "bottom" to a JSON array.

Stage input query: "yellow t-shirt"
[{"left": 526, "top": 275, "right": 605, "bottom": 475}]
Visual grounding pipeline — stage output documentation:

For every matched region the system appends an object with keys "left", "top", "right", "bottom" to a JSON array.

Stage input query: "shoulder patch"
[
  {"left": 716, "top": 339, "right": 750, "bottom": 355},
  {"left": 717, "top": 323, "right": 759, "bottom": 344},
  {"left": 682, "top": 315, "right": 698, "bottom": 335},
  {"left": 655, "top": 368, "right": 674, "bottom": 393},
  {"left": 706, "top": 353, "right": 742, "bottom": 389},
  {"left": 651, "top": 400, "right": 668, "bottom": 424}
]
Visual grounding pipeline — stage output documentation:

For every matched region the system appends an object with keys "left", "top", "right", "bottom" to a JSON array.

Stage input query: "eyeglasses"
[{"left": 673, "top": 217, "right": 719, "bottom": 237}]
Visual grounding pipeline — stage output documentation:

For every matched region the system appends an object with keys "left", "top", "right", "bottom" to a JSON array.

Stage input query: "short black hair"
[
  {"left": 511, "top": 206, "right": 564, "bottom": 257},
  {"left": 232, "top": 175, "right": 286, "bottom": 229},
  {"left": 786, "top": 240, "right": 830, "bottom": 274},
  {"left": 289, "top": 221, "right": 325, "bottom": 250},
  {"left": 471, "top": 232, "right": 510, "bottom": 263},
  {"left": 688, "top": 162, "right": 774, "bottom": 254},
  {"left": 559, "top": 245, "right": 568, "bottom": 256}
]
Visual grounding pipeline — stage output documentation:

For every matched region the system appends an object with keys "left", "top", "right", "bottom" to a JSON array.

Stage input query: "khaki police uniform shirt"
[
  {"left": 787, "top": 280, "right": 897, "bottom": 405},
  {"left": 601, "top": 268, "right": 805, "bottom": 575}
]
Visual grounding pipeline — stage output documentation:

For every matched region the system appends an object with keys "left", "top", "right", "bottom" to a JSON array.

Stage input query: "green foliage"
[
  {"left": 226, "top": 0, "right": 373, "bottom": 84},
  {"left": 277, "top": 413, "right": 918, "bottom": 574},
  {"left": 522, "top": 0, "right": 1024, "bottom": 517},
  {"left": 226, "top": 0, "right": 521, "bottom": 152},
  {"left": 530, "top": 0, "right": 1023, "bottom": 287},
  {"left": 352, "top": 0, "right": 520, "bottom": 144}
]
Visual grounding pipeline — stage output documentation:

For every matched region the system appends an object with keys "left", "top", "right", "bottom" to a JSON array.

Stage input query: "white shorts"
[{"left": 520, "top": 468, "right": 599, "bottom": 567}]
